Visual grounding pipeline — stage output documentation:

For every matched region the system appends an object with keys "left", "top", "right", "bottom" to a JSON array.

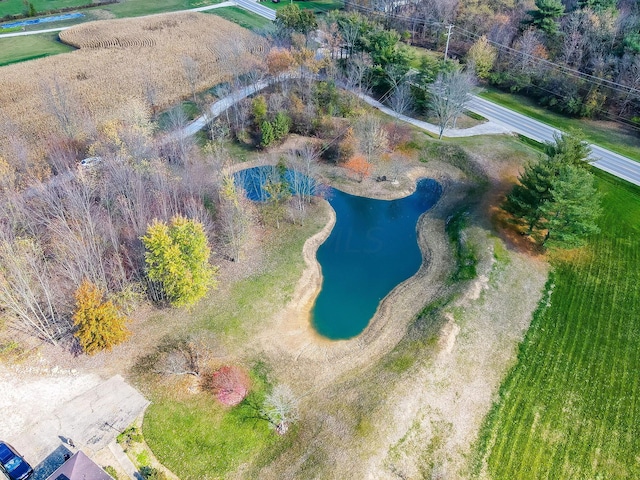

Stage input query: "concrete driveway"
[{"left": 1, "top": 374, "right": 149, "bottom": 472}]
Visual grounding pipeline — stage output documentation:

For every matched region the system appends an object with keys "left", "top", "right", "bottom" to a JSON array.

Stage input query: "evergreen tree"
[
  {"left": 260, "top": 121, "right": 275, "bottom": 148},
  {"left": 273, "top": 112, "right": 291, "bottom": 141},
  {"left": 141, "top": 216, "right": 218, "bottom": 307},
  {"left": 503, "top": 158, "right": 556, "bottom": 233},
  {"left": 525, "top": 0, "right": 565, "bottom": 35},
  {"left": 538, "top": 165, "right": 602, "bottom": 248},
  {"left": 73, "top": 280, "right": 130, "bottom": 355},
  {"left": 544, "top": 131, "right": 591, "bottom": 167},
  {"left": 502, "top": 133, "right": 601, "bottom": 249}
]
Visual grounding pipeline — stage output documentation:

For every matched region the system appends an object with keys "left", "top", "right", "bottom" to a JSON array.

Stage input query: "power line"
[{"left": 341, "top": 0, "right": 640, "bottom": 99}]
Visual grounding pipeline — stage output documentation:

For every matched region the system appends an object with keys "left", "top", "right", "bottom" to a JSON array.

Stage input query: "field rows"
[
  {"left": 475, "top": 174, "right": 640, "bottom": 479},
  {"left": 0, "top": 12, "right": 266, "bottom": 167}
]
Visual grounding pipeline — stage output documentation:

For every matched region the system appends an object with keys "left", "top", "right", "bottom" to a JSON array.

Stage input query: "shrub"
[{"left": 205, "top": 365, "right": 251, "bottom": 406}]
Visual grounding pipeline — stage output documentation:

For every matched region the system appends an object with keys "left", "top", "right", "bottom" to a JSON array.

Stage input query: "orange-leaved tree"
[
  {"left": 344, "top": 154, "right": 371, "bottom": 182},
  {"left": 73, "top": 279, "right": 131, "bottom": 355},
  {"left": 266, "top": 47, "right": 295, "bottom": 77}
]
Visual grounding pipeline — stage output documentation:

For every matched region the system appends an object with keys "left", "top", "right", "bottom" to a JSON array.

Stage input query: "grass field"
[
  {"left": 0, "top": 32, "right": 73, "bottom": 65},
  {"left": 144, "top": 392, "right": 281, "bottom": 480},
  {"left": 0, "top": 0, "right": 222, "bottom": 20},
  {"left": 264, "top": 0, "right": 343, "bottom": 13},
  {"left": 142, "top": 208, "right": 328, "bottom": 478},
  {"left": 0, "top": 0, "right": 90, "bottom": 18},
  {"left": 208, "top": 7, "right": 270, "bottom": 31},
  {"left": 473, "top": 173, "right": 640, "bottom": 479},
  {"left": 102, "top": 0, "right": 222, "bottom": 19},
  {"left": 480, "top": 87, "right": 640, "bottom": 162}
]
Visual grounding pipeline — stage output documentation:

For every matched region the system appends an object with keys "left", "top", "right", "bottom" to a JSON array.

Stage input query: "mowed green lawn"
[
  {"left": 0, "top": 0, "right": 90, "bottom": 17},
  {"left": 264, "top": 0, "right": 343, "bottom": 14},
  {"left": 142, "top": 208, "right": 327, "bottom": 479},
  {"left": 474, "top": 173, "right": 640, "bottom": 479},
  {"left": 0, "top": 32, "right": 73, "bottom": 65},
  {"left": 480, "top": 87, "right": 640, "bottom": 162},
  {"left": 0, "top": 0, "right": 221, "bottom": 18},
  {"left": 208, "top": 7, "right": 270, "bottom": 31}
]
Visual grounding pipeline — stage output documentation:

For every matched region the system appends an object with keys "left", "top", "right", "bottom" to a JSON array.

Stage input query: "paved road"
[
  {"left": 0, "top": 26, "right": 70, "bottom": 38},
  {"left": 468, "top": 96, "right": 640, "bottom": 186},
  {"left": 233, "top": 0, "right": 276, "bottom": 20}
]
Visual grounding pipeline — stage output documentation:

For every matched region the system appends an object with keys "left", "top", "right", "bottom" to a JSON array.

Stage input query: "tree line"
[{"left": 347, "top": 0, "right": 640, "bottom": 125}]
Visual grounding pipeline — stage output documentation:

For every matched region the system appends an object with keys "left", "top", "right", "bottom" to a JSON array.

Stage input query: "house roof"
[{"left": 45, "top": 451, "right": 113, "bottom": 480}]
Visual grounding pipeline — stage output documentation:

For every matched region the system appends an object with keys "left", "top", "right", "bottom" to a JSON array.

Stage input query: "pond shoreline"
[{"left": 252, "top": 158, "right": 472, "bottom": 388}]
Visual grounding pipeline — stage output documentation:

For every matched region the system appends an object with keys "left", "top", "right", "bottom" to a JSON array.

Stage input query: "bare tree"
[
  {"left": 261, "top": 384, "right": 299, "bottom": 435},
  {"left": 182, "top": 55, "right": 201, "bottom": 103},
  {"left": 154, "top": 335, "right": 218, "bottom": 377},
  {"left": 286, "top": 143, "right": 321, "bottom": 217},
  {"left": 0, "top": 234, "right": 68, "bottom": 344},
  {"left": 354, "top": 114, "right": 389, "bottom": 163},
  {"left": 217, "top": 174, "right": 253, "bottom": 261},
  {"left": 428, "top": 69, "right": 476, "bottom": 138},
  {"left": 41, "top": 77, "right": 85, "bottom": 141},
  {"left": 388, "top": 82, "right": 414, "bottom": 120}
]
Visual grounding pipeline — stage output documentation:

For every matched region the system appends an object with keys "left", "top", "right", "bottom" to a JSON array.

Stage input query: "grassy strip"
[
  {"left": 141, "top": 209, "right": 328, "bottom": 479},
  {"left": 207, "top": 7, "right": 270, "bottom": 30},
  {"left": 445, "top": 210, "right": 477, "bottom": 282},
  {"left": 473, "top": 172, "right": 640, "bottom": 479},
  {"left": 0, "top": 0, "right": 91, "bottom": 18},
  {"left": 0, "top": 32, "right": 73, "bottom": 65},
  {"left": 479, "top": 86, "right": 640, "bottom": 162},
  {"left": 102, "top": 0, "right": 223, "bottom": 19},
  {"left": 263, "top": 0, "right": 343, "bottom": 13}
]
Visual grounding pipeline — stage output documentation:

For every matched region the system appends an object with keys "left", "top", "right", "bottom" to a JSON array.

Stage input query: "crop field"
[
  {"left": 0, "top": 12, "right": 266, "bottom": 158},
  {"left": 474, "top": 173, "right": 640, "bottom": 479},
  {"left": 0, "top": 32, "right": 73, "bottom": 65}
]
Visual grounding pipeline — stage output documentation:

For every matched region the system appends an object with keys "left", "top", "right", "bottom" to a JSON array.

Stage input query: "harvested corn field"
[{"left": 0, "top": 13, "right": 266, "bottom": 164}]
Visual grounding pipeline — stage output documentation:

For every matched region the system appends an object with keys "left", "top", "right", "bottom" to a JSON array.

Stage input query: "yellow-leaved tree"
[
  {"left": 73, "top": 280, "right": 131, "bottom": 355},
  {"left": 141, "top": 216, "right": 218, "bottom": 307}
]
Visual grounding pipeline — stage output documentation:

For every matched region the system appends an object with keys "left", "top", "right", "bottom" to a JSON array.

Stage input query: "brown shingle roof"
[{"left": 45, "top": 451, "right": 113, "bottom": 480}]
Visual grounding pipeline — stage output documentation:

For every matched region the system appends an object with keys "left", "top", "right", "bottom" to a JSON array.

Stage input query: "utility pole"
[{"left": 444, "top": 24, "right": 453, "bottom": 61}]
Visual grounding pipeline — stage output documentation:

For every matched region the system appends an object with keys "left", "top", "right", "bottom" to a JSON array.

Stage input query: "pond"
[
  {"left": 235, "top": 167, "right": 442, "bottom": 340},
  {"left": 1, "top": 13, "right": 84, "bottom": 29}
]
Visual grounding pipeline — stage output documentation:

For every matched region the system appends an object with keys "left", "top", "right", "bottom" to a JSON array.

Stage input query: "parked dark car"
[{"left": 0, "top": 442, "right": 33, "bottom": 480}]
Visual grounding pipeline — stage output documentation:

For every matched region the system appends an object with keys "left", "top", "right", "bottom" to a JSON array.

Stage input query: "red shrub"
[{"left": 207, "top": 365, "right": 250, "bottom": 406}]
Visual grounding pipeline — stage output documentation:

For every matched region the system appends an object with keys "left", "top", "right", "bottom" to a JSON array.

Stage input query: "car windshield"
[{"left": 4, "top": 456, "right": 22, "bottom": 472}]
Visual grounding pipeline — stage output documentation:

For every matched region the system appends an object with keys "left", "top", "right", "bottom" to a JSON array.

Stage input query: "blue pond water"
[
  {"left": 235, "top": 167, "right": 442, "bottom": 340},
  {"left": 2, "top": 13, "right": 84, "bottom": 29}
]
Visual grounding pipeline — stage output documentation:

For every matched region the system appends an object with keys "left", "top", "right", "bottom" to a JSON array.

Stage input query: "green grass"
[
  {"left": 196, "top": 213, "right": 326, "bottom": 340},
  {"left": 480, "top": 86, "right": 640, "bottom": 162},
  {"left": 207, "top": 7, "right": 270, "bottom": 30},
  {"left": 0, "top": 32, "right": 73, "bottom": 65},
  {"left": 0, "top": 0, "right": 91, "bottom": 18},
  {"left": 140, "top": 209, "right": 327, "bottom": 478},
  {"left": 473, "top": 172, "right": 640, "bottom": 479},
  {"left": 100, "top": 0, "right": 222, "bottom": 19},
  {"left": 144, "top": 390, "right": 279, "bottom": 479},
  {"left": 264, "top": 0, "right": 342, "bottom": 14}
]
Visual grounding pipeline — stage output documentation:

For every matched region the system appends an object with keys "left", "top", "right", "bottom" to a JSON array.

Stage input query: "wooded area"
[{"left": 346, "top": 0, "right": 640, "bottom": 126}]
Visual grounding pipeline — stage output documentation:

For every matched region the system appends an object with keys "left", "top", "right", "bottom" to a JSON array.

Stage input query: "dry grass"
[{"left": 0, "top": 12, "right": 266, "bottom": 165}]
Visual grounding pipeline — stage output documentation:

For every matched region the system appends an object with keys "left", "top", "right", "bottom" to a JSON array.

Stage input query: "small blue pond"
[
  {"left": 2, "top": 13, "right": 84, "bottom": 29},
  {"left": 235, "top": 167, "right": 442, "bottom": 340}
]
